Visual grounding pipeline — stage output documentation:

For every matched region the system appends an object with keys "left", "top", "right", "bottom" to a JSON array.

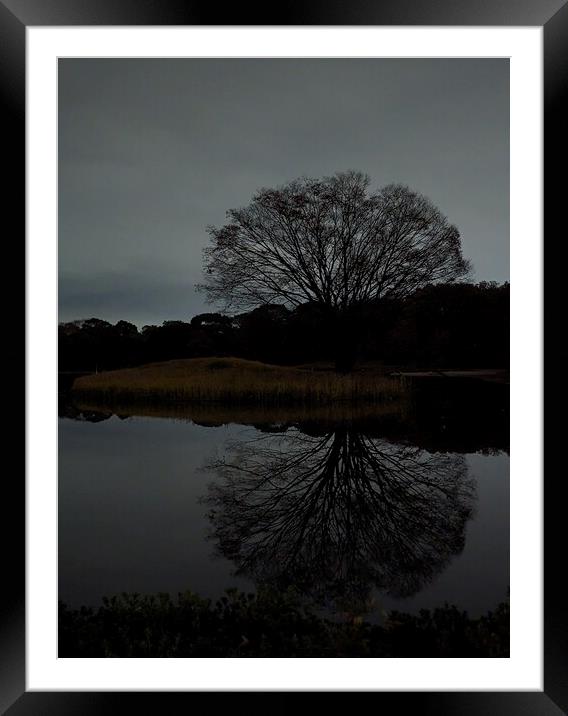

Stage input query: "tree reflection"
[{"left": 204, "top": 427, "right": 476, "bottom": 611}]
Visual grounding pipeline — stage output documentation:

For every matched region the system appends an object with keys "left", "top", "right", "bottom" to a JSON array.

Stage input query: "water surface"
[{"left": 59, "top": 381, "right": 509, "bottom": 620}]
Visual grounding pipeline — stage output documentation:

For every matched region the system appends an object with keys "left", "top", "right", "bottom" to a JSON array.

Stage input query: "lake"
[{"left": 58, "top": 379, "right": 509, "bottom": 624}]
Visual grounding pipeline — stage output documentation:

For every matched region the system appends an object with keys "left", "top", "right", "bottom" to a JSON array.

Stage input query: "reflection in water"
[
  {"left": 203, "top": 427, "right": 476, "bottom": 612},
  {"left": 63, "top": 372, "right": 509, "bottom": 455}
]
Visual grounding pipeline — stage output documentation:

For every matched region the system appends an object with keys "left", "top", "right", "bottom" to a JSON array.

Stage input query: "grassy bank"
[
  {"left": 59, "top": 588, "right": 509, "bottom": 658},
  {"left": 72, "top": 357, "right": 406, "bottom": 405}
]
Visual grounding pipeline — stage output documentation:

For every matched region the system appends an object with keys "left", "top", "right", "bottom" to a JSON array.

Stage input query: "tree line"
[{"left": 59, "top": 280, "right": 509, "bottom": 373}]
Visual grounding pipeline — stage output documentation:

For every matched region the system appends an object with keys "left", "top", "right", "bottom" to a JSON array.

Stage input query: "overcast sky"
[{"left": 59, "top": 58, "right": 509, "bottom": 327}]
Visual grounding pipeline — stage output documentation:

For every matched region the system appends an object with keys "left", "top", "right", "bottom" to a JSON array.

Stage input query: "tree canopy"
[{"left": 200, "top": 171, "right": 471, "bottom": 313}]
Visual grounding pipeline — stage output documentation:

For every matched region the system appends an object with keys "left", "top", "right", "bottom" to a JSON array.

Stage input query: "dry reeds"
[{"left": 72, "top": 357, "right": 407, "bottom": 406}]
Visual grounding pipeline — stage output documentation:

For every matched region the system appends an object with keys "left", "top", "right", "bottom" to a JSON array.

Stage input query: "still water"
[{"left": 59, "top": 381, "right": 509, "bottom": 620}]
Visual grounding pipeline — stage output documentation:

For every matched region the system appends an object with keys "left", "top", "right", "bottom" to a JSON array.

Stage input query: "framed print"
[{"left": 2, "top": 0, "right": 562, "bottom": 712}]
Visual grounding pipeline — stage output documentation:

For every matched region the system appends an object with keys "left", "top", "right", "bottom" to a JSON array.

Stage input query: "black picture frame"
[{"left": 3, "top": 0, "right": 562, "bottom": 712}]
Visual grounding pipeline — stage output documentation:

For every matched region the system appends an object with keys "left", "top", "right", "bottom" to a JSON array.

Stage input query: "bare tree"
[
  {"left": 199, "top": 171, "right": 471, "bottom": 371},
  {"left": 202, "top": 426, "right": 475, "bottom": 615}
]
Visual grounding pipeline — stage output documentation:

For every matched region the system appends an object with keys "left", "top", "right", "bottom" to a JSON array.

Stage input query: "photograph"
[
  {"left": 0, "top": 0, "right": 559, "bottom": 705},
  {"left": 56, "top": 57, "right": 511, "bottom": 659}
]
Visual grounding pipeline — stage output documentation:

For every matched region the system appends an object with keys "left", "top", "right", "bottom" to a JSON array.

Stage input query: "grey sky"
[{"left": 59, "top": 58, "right": 509, "bottom": 327}]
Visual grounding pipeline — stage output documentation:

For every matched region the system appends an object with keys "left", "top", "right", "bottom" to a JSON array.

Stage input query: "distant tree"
[
  {"left": 190, "top": 312, "right": 234, "bottom": 329},
  {"left": 236, "top": 304, "right": 290, "bottom": 364},
  {"left": 189, "top": 313, "right": 236, "bottom": 357},
  {"left": 114, "top": 320, "right": 139, "bottom": 338},
  {"left": 200, "top": 171, "right": 471, "bottom": 371},
  {"left": 379, "top": 282, "right": 509, "bottom": 368}
]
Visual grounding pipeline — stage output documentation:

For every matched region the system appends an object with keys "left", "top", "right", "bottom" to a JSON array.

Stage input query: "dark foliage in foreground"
[
  {"left": 59, "top": 281, "right": 509, "bottom": 373},
  {"left": 59, "top": 588, "right": 509, "bottom": 658}
]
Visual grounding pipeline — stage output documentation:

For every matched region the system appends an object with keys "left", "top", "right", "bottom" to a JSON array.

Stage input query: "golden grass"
[{"left": 72, "top": 357, "right": 407, "bottom": 406}]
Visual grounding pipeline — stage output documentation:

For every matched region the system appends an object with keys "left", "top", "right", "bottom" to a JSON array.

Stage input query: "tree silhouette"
[
  {"left": 200, "top": 171, "right": 471, "bottom": 371},
  {"left": 203, "top": 426, "right": 476, "bottom": 614}
]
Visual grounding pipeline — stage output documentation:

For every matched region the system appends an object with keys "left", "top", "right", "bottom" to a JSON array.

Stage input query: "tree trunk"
[{"left": 333, "top": 310, "right": 359, "bottom": 373}]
